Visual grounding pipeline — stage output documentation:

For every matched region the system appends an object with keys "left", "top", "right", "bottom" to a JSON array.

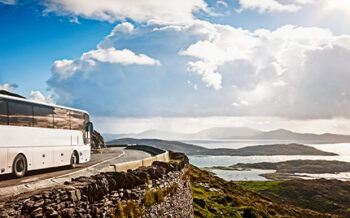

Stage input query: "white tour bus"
[{"left": 0, "top": 93, "right": 93, "bottom": 178}]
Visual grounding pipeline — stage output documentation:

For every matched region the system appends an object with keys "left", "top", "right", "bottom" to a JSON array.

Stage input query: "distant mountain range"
[
  {"left": 107, "top": 138, "right": 337, "bottom": 156},
  {"left": 103, "top": 127, "right": 350, "bottom": 143}
]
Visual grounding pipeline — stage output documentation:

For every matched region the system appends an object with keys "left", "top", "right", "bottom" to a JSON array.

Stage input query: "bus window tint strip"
[
  {"left": 33, "top": 105, "right": 54, "bottom": 128},
  {"left": 8, "top": 101, "right": 33, "bottom": 127},
  {"left": 0, "top": 98, "right": 8, "bottom": 125},
  {"left": 53, "top": 108, "right": 70, "bottom": 129},
  {"left": 70, "top": 111, "right": 85, "bottom": 131},
  {"left": 0, "top": 97, "right": 89, "bottom": 136}
]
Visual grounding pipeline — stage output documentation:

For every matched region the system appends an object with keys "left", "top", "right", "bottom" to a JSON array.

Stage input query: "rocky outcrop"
[
  {"left": 91, "top": 130, "right": 106, "bottom": 149},
  {"left": 0, "top": 152, "right": 193, "bottom": 218},
  {"left": 239, "top": 179, "right": 350, "bottom": 216},
  {"left": 190, "top": 165, "right": 339, "bottom": 217}
]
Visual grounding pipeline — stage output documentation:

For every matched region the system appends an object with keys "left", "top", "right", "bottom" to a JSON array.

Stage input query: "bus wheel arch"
[
  {"left": 70, "top": 150, "right": 79, "bottom": 168},
  {"left": 12, "top": 153, "right": 27, "bottom": 178}
]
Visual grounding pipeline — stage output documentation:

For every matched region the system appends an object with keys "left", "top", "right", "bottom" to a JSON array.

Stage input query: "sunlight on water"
[
  {"left": 183, "top": 139, "right": 297, "bottom": 149},
  {"left": 295, "top": 172, "right": 350, "bottom": 181},
  {"left": 189, "top": 155, "right": 350, "bottom": 167},
  {"left": 308, "top": 143, "right": 350, "bottom": 156},
  {"left": 211, "top": 169, "right": 275, "bottom": 181}
]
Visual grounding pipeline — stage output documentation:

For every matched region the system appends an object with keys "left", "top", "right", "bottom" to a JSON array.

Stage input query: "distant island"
[
  {"left": 103, "top": 127, "right": 350, "bottom": 143},
  {"left": 108, "top": 138, "right": 337, "bottom": 156},
  {"left": 206, "top": 159, "right": 350, "bottom": 180}
]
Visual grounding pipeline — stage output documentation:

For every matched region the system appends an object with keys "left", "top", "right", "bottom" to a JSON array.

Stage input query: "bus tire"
[
  {"left": 70, "top": 153, "right": 78, "bottom": 169},
  {"left": 12, "top": 154, "right": 27, "bottom": 178}
]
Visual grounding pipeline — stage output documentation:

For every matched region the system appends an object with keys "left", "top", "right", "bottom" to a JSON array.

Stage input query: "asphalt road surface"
[{"left": 0, "top": 147, "right": 151, "bottom": 189}]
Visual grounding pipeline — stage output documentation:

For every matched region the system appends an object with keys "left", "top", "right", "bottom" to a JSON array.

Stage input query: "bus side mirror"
[
  {"left": 86, "top": 122, "right": 94, "bottom": 132},
  {"left": 90, "top": 122, "right": 94, "bottom": 132}
]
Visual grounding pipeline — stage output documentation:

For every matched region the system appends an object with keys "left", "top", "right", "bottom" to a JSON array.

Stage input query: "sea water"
[{"left": 187, "top": 140, "right": 350, "bottom": 181}]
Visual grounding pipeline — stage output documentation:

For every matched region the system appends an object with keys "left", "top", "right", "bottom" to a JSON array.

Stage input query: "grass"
[
  {"left": 235, "top": 179, "right": 350, "bottom": 216},
  {"left": 182, "top": 169, "right": 190, "bottom": 181},
  {"left": 191, "top": 184, "right": 242, "bottom": 217},
  {"left": 110, "top": 182, "right": 179, "bottom": 217},
  {"left": 144, "top": 190, "right": 156, "bottom": 207},
  {"left": 234, "top": 181, "right": 284, "bottom": 192},
  {"left": 189, "top": 164, "right": 333, "bottom": 218},
  {"left": 144, "top": 184, "right": 178, "bottom": 208},
  {"left": 114, "top": 200, "right": 143, "bottom": 218}
]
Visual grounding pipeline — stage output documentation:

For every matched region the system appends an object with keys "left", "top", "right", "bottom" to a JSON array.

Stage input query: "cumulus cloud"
[
  {"left": 29, "top": 91, "right": 56, "bottom": 104},
  {"left": 83, "top": 47, "right": 160, "bottom": 65},
  {"left": 294, "top": 0, "right": 315, "bottom": 4},
  {"left": 322, "top": 0, "right": 350, "bottom": 12},
  {"left": 179, "top": 23, "right": 334, "bottom": 90},
  {"left": 236, "top": 0, "right": 350, "bottom": 14},
  {"left": 110, "top": 22, "right": 134, "bottom": 34},
  {"left": 237, "top": 0, "right": 300, "bottom": 13},
  {"left": 43, "top": 0, "right": 210, "bottom": 25},
  {"left": 40, "top": 0, "right": 350, "bottom": 121},
  {"left": 0, "top": 83, "right": 18, "bottom": 92},
  {"left": 51, "top": 47, "right": 160, "bottom": 79},
  {"left": 47, "top": 17, "right": 350, "bottom": 120},
  {"left": 179, "top": 22, "right": 350, "bottom": 118}
]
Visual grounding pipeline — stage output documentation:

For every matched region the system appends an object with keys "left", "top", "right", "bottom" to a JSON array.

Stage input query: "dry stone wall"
[{"left": 0, "top": 152, "right": 193, "bottom": 218}]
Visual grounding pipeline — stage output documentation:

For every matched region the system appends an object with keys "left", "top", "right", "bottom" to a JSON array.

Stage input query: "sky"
[{"left": 1, "top": 0, "right": 350, "bottom": 134}]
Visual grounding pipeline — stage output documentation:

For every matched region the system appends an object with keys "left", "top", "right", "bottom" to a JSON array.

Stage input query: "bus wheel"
[
  {"left": 70, "top": 153, "right": 78, "bottom": 169},
  {"left": 13, "top": 154, "right": 27, "bottom": 178}
]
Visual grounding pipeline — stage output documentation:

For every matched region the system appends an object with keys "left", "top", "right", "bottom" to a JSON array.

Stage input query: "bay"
[{"left": 187, "top": 140, "right": 350, "bottom": 181}]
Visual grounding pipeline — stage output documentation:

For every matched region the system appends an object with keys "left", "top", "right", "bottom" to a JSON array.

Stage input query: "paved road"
[{"left": 0, "top": 147, "right": 151, "bottom": 199}]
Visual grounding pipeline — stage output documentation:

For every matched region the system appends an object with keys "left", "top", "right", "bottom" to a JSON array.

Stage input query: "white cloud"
[
  {"left": 0, "top": 83, "right": 18, "bottom": 92},
  {"left": 29, "top": 91, "right": 56, "bottom": 104},
  {"left": 293, "top": 0, "right": 315, "bottom": 4},
  {"left": 48, "top": 16, "right": 350, "bottom": 120},
  {"left": 52, "top": 47, "right": 160, "bottom": 79},
  {"left": 185, "top": 61, "right": 223, "bottom": 89},
  {"left": 43, "top": 0, "right": 210, "bottom": 25},
  {"left": 83, "top": 47, "right": 160, "bottom": 65},
  {"left": 237, "top": 0, "right": 300, "bottom": 13},
  {"left": 69, "top": 16, "right": 80, "bottom": 24},
  {"left": 110, "top": 22, "right": 134, "bottom": 35},
  {"left": 40, "top": 0, "right": 350, "bottom": 121},
  {"left": 216, "top": 1, "right": 228, "bottom": 7},
  {"left": 174, "top": 21, "right": 350, "bottom": 119},
  {"left": 51, "top": 59, "right": 78, "bottom": 79},
  {"left": 237, "top": 0, "right": 350, "bottom": 14},
  {"left": 180, "top": 23, "right": 336, "bottom": 90},
  {"left": 0, "top": 0, "right": 16, "bottom": 5},
  {"left": 322, "top": 0, "right": 350, "bottom": 12}
]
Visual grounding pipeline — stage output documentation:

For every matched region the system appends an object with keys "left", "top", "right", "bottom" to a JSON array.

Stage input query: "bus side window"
[
  {"left": 0, "top": 98, "right": 8, "bottom": 125},
  {"left": 70, "top": 111, "right": 84, "bottom": 131},
  {"left": 8, "top": 101, "right": 33, "bottom": 127},
  {"left": 33, "top": 105, "right": 54, "bottom": 128},
  {"left": 53, "top": 108, "right": 70, "bottom": 129}
]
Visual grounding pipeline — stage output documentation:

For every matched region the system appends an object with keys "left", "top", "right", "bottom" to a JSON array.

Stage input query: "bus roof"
[{"left": 0, "top": 94, "right": 89, "bottom": 114}]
